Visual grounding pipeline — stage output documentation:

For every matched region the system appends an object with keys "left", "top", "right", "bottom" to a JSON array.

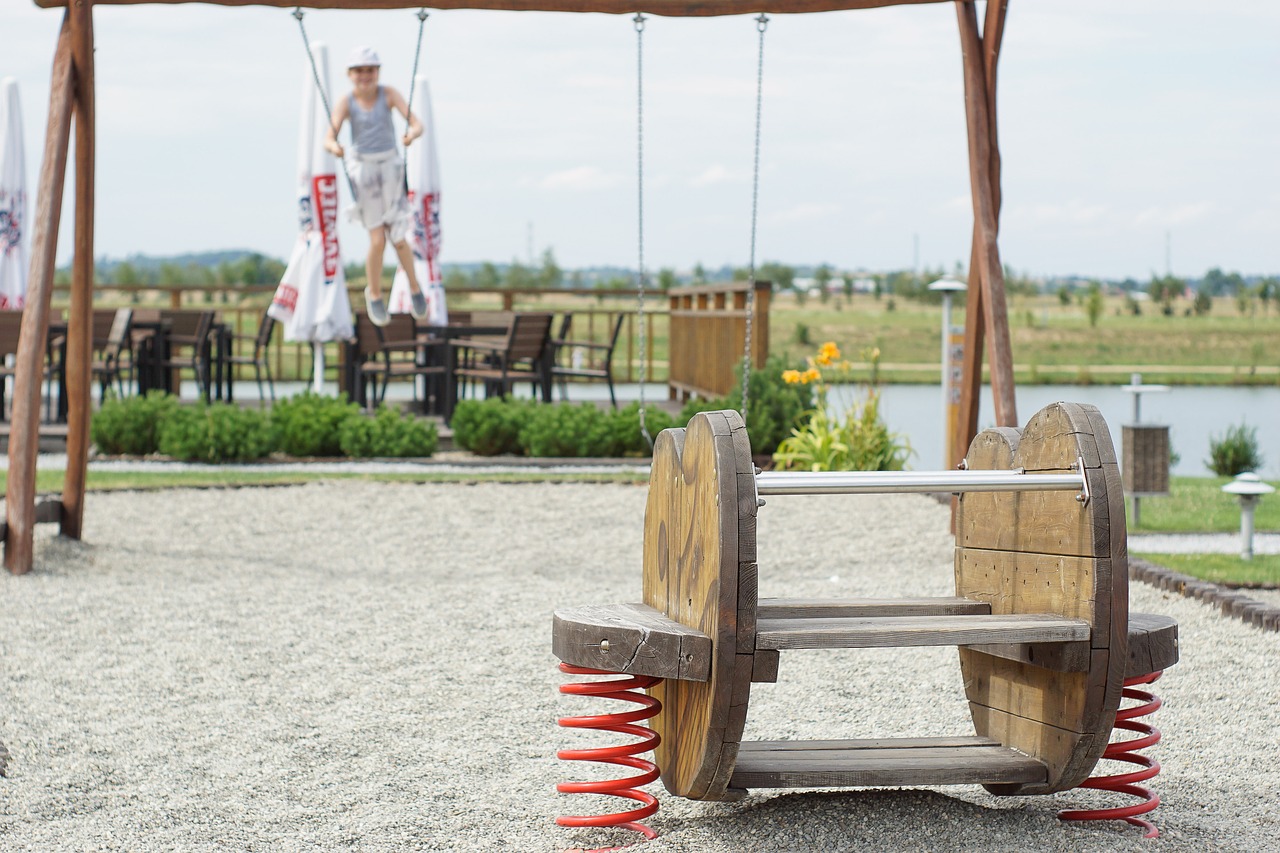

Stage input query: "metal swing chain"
[
  {"left": 635, "top": 12, "right": 652, "bottom": 449},
  {"left": 293, "top": 7, "right": 357, "bottom": 198},
  {"left": 741, "top": 13, "right": 768, "bottom": 425},
  {"left": 403, "top": 9, "right": 430, "bottom": 186}
]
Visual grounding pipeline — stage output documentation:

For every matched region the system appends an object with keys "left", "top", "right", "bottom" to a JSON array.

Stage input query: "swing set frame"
[{"left": 9, "top": 0, "right": 1016, "bottom": 574}]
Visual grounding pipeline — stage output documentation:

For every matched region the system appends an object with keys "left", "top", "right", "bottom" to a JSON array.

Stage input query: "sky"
[{"left": 2, "top": 1, "right": 1278, "bottom": 280}]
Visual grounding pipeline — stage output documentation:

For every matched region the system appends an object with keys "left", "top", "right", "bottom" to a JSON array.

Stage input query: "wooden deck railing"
[
  {"left": 667, "top": 281, "right": 771, "bottom": 400},
  {"left": 52, "top": 284, "right": 691, "bottom": 388}
]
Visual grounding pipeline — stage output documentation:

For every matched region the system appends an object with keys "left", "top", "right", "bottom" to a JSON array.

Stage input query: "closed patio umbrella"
[
  {"left": 388, "top": 76, "right": 446, "bottom": 325},
  {"left": 0, "top": 78, "right": 29, "bottom": 311},
  {"left": 269, "top": 43, "right": 353, "bottom": 392}
]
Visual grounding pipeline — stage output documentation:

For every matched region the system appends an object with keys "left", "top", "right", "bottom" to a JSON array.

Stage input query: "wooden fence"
[
  {"left": 49, "top": 284, "right": 676, "bottom": 387},
  {"left": 667, "top": 281, "right": 771, "bottom": 400}
]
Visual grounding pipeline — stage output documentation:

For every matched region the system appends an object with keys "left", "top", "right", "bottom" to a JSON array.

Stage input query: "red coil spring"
[
  {"left": 1060, "top": 671, "right": 1164, "bottom": 838},
  {"left": 556, "top": 663, "right": 663, "bottom": 848}
]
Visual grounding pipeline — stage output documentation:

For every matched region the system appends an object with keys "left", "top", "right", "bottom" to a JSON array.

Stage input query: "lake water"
[{"left": 826, "top": 383, "right": 1280, "bottom": 480}]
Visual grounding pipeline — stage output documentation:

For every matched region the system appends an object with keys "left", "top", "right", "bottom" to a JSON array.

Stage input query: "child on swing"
[{"left": 325, "top": 46, "right": 428, "bottom": 326}]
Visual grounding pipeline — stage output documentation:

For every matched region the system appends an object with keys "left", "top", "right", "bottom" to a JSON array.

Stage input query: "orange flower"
[
  {"left": 802, "top": 368, "right": 822, "bottom": 384},
  {"left": 819, "top": 341, "right": 841, "bottom": 362},
  {"left": 782, "top": 369, "right": 803, "bottom": 384}
]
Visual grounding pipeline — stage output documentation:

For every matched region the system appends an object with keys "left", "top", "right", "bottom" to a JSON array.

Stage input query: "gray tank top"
[{"left": 348, "top": 87, "right": 396, "bottom": 155}]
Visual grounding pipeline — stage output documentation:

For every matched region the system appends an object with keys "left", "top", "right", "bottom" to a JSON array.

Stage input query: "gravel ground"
[{"left": 1, "top": 482, "right": 1277, "bottom": 852}]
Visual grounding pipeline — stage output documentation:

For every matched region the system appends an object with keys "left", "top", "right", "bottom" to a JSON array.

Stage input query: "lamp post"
[
  {"left": 1222, "top": 473, "right": 1275, "bottom": 560},
  {"left": 928, "top": 277, "right": 967, "bottom": 468}
]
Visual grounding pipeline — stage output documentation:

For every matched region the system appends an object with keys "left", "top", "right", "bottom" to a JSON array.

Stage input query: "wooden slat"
[
  {"left": 731, "top": 738, "right": 1047, "bottom": 789},
  {"left": 552, "top": 603, "right": 712, "bottom": 681},
  {"left": 962, "top": 640, "right": 1090, "bottom": 673},
  {"left": 1127, "top": 612, "right": 1179, "bottom": 677},
  {"left": 5, "top": 15, "right": 73, "bottom": 575},
  {"left": 758, "top": 597, "right": 990, "bottom": 620},
  {"left": 34, "top": 0, "right": 952, "bottom": 16},
  {"left": 756, "top": 614, "right": 1090, "bottom": 650}
]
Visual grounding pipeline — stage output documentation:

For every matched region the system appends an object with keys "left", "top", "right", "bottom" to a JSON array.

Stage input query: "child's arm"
[
  {"left": 385, "top": 87, "right": 423, "bottom": 147},
  {"left": 324, "top": 94, "right": 351, "bottom": 158}
]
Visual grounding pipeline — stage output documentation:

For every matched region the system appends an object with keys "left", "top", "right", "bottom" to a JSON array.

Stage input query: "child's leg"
[
  {"left": 391, "top": 239, "right": 423, "bottom": 294},
  {"left": 366, "top": 227, "right": 387, "bottom": 298}
]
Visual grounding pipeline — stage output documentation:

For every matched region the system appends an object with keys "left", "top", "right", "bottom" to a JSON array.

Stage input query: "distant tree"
[
  {"left": 1193, "top": 289, "right": 1213, "bottom": 316},
  {"left": 504, "top": 259, "right": 535, "bottom": 290},
  {"left": 158, "top": 262, "right": 184, "bottom": 286},
  {"left": 568, "top": 270, "right": 585, "bottom": 290},
  {"left": 443, "top": 268, "right": 469, "bottom": 291},
  {"left": 657, "top": 268, "right": 677, "bottom": 291},
  {"left": 842, "top": 273, "right": 854, "bottom": 298},
  {"left": 1258, "top": 278, "right": 1278, "bottom": 315},
  {"left": 538, "top": 248, "right": 563, "bottom": 289},
  {"left": 114, "top": 261, "right": 141, "bottom": 286},
  {"left": 1085, "top": 283, "right": 1104, "bottom": 328},
  {"left": 692, "top": 262, "right": 706, "bottom": 283},
  {"left": 814, "top": 264, "right": 833, "bottom": 304},
  {"left": 1148, "top": 273, "right": 1182, "bottom": 316},
  {"left": 758, "top": 261, "right": 795, "bottom": 292},
  {"left": 1057, "top": 285, "right": 1071, "bottom": 307},
  {"left": 475, "top": 262, "right": 501, "bottom": 289}
]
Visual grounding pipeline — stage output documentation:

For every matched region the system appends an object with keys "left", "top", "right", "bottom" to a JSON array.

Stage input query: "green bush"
[
  {"left": 518, "top": 403, "right": 613, "bottom": 457},
  {"left": 1207, "top": 423, "right": 1263, "bottom": 476},
  {"left": 774, "top": 388, "right": 912, "bottom": 472},
  {"left": 450, "top": 398, "right": 533, "bottom": 456},
  {"left": 90, "top": 391, "right": 181, "bottom": 456},
  {"left": 677, "top": 356, "right": 809, "bottom": 456},
  {"left": 339, "top": 407, "right": 438, "bottom": 458},
  {"left": 269, "top": 391, "right": 361, "bottom": 457},
  {"left": 604, "top": 402, "right": 676, "bottom": 456},
  {"left": 157, "top": 403, "right": 274, "bottom": 463}
]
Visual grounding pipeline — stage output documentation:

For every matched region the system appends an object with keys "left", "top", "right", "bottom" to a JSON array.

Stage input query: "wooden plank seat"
[{"left": 553, "top": 402, "right": 1177, "bottom": 809}]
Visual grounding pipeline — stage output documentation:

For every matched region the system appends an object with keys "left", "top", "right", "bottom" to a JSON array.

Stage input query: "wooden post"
[
  {"left": 5, "top": 17, "right": 74, "bottom": 574},
  {"left": 954, "top": 0, "right": 1016, "bottom": 460},
  {"left": 62, "top": 0, "right": 96, "bottom": 540}
]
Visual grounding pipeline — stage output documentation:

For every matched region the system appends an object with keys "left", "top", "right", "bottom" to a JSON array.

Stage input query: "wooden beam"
[
  {"left": 62, "top": 0, "right": 96, "bottom": 540},
  {"left": 34, "top": 0, "right": 950, "bottom": 12},
  {"left": 955, "top": 0, "right": 1015, "bottom": 429},
  {"left": 5, "top": 15, "right": 73, "bottom": 575},
  {"left": 952, "top": 0, "right": 1005, "bottom": 467}
]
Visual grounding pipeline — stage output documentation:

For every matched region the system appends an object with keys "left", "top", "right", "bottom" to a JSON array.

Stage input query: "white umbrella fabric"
[
  {"left": 269, "top": 44, "right": 353, "bottom": 391},
  {"left": 388, "top": 76, "right": 446, "bottom": 325},
  {"left": 0, "top": 78, "right": 29, "bottom": 311}
]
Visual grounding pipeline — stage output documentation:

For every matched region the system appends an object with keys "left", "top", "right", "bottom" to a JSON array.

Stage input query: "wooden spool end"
[
  {"left": 956, "top": 401, "right": 1128, "bottom": 795},
  {"left": 642, "top": 410, "right": 757, "bottom": 801}
]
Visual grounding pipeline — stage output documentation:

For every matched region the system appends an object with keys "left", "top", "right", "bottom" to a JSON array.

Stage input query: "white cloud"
[
  {"left": 690, "top": 165, "right": 737, "bottom": 187},
  {"left": 768, "top": 203, "right": 841, "bottom": 225},
  {"left": 538, "top": 166, "right": 624, "bottom": 191},
  {"left": 1134, "top": 203, "right": 1214, "bottom": 228}
]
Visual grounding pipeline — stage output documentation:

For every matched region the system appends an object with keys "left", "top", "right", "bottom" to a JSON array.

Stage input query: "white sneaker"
[
  {"left": 365, "top": 288, "right": 389, "bottom": 327},
  {"left": 410, "top": 290, "right": 429, "bottom": 321}
]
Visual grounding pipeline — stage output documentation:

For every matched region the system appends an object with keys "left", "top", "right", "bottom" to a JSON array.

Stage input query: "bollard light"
[{"left": 1221, "top": 473, "right": 1275, "bottom": 560}]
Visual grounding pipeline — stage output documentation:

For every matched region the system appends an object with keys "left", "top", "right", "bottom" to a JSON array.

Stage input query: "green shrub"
[
  {"left": 90, "top": 391, "right": 180, "bottom": 456},
  {"left": 774, "top": 390, "right": 912, "bottom": 472},
  {"left": 1207, "top": 424, "right": 1263, "bottom": 476},
  {"left": 604, "top": 403, "right": 676, "bottom": 456},
  {"left": 450, "top": 398, "right": 533, "bottom": 456},
  {"left": 677, "top": 356, "right": 809, "bottom": 456},
  {"left": 270, "top": 391, "right": 361, "bottom": 457},
  {"left": 339, "top": 407, "right": 438, "bottom": 458},
  {"left": 157, "top": 403, "right": 274, "bottom": 463},
  {"left": 518, "top": 403, "right": 612, "bottom": 457}
]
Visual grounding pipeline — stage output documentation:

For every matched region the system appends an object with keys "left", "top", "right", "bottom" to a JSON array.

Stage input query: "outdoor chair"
[
  {"left": 224, "top": 309, "right": 277, "bottom": 403},
  {"left": 0, "top": 310, "right": 67, "bottom": 422},
  {"left": 156, "top": 310, "right": 216, "bottom": 401},
  {"left": 355, "top": 311, "right": 446, "bottom": 412},
  {"left": 90, "top": 307, "right": 134, "bottom": 400},
  {"left": 550, "top": 313, "right": 624, "bottom": 409},
  {"left": 450, "top": 312, "right": 553, "bottom": 408}
]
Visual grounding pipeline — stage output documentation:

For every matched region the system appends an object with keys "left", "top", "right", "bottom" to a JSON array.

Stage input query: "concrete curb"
[{"left": 1130, "top": 557, "right": 1280, "bottom": 633}]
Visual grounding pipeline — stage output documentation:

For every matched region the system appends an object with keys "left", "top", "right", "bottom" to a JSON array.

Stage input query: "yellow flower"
[
  {"left": 819, "top": 341, "right": 841, "bottom": 361},
  {"left": 782, "top": 369, "right": 803, "bottom": 384},
  {"left": 802, "top": 368, "right": 822, "bottom": 384}
]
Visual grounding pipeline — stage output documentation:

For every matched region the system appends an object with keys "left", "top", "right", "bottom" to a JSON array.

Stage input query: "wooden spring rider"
[{"left": 552, "top": 402, "right": 1179, "bottom": 841}]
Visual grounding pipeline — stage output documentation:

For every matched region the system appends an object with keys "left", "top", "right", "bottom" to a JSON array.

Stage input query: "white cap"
[{"left": 347, "top": 46, "right": 381, "bottom": 68}]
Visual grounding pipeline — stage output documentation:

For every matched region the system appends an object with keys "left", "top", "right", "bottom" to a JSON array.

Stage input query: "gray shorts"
[{"left": 346, "top": 150, "right": 411, "bottom": 243}]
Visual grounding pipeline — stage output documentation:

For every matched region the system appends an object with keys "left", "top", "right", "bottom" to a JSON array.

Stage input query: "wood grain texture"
[
  {"left": 955, "top": 402, "right": 1128, "bottom": 794},
  {"left": 5, "top": 15, "right": 73, "bottom": 574},
  {"left": 730, "top": 737, "right": 1046, "bottom": 789},
  {"left": 643, "top": 410, "right": 755, "bottom": 800},
  {"left": 552, "top": 603, "right": 712, "bottom": 681},
  {"left": 1126, "top": 612, "right": 1179, "bottom": 677},
  {"left": 758, "top": 597, "right": 990, "bottom": 620}
]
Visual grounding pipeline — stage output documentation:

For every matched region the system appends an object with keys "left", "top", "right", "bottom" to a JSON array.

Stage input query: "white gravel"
[{"left": 2, "top": 482, "right": 1277, "bottom": 852}]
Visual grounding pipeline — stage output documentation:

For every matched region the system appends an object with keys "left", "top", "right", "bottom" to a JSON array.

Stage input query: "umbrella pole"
[{"left": 312, "top": 343, "right": 325, "bottom": 394}]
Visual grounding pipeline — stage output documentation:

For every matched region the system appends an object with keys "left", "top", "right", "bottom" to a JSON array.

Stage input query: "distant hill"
[{"left": 92, "top": 250, "right": 281, "bottom": 275}]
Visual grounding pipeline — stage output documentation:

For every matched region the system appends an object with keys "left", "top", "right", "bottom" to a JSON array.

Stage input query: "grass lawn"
[
  {"left": 1132, "top": 552, "right": 1280, "bottom": 587},
  {"left": 1127, "top": 475, "right": 1280, "bottom": 533}
]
